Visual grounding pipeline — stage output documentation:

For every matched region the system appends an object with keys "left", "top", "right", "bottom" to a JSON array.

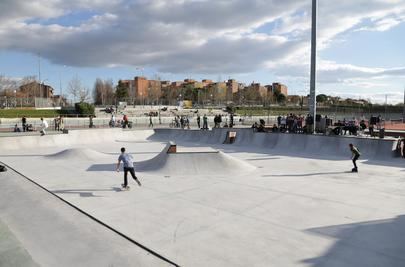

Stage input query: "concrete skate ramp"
[
  {"left": 45, "top": 148, "right": 110, "bottom": 160},
  {"left": 136, "top": 142, "right": 255, "bottom": 175},
  {"left": 149, "top": 128, "right": 228, "bottom": 145},
  {"left": 150, "top": 128, "right": 398, "bottom": 161},
  {"left": 0, "top": 129, "right": 154, "bottom": 151}
]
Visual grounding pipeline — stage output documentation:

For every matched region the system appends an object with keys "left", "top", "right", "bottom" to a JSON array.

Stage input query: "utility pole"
[{"left": 309, "top": 0, "right": 318, "bottom": 133}]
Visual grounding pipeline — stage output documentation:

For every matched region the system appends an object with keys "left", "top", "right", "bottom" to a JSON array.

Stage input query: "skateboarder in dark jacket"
[
  {"left": 116, "top": 147, "right": 141, "bottom": 189},
  {"left": 349, "top": 143, "right": 361, "bottom": 172}
]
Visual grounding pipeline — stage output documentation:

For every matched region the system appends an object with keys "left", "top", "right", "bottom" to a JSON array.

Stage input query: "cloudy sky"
[{"left": 1, "top": 0, "right": 405, "bottom": 103}]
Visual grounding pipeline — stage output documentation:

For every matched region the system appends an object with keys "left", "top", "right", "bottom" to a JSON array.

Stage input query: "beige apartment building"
[
  {"left": 272, "top": 82, "right": 288, "bottom": 95},
  {"left": 118, "top": 76, "right": 288, "bottom": 104}
]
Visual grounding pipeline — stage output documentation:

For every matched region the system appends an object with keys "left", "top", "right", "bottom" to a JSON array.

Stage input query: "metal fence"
[{"left": 0, "top": 96, "right": 63, "bottom": 108}]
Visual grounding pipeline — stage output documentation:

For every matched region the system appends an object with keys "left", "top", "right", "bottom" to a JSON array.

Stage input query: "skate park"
[{"left": 1, "top": 127, "right": 405, "bottom": 267}]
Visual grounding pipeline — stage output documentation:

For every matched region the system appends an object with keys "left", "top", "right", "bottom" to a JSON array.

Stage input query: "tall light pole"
[{"left": 309, "top": 0, "right": 318, "bottom": 133}]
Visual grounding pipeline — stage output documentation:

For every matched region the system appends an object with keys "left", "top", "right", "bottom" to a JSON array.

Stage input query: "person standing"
[
  {"left": 22, "top": 116, "right": 27, "bottom": 132},
  {"left": 54, "top": 116, "right": 59, "bottom": 131},
  {"left": 110, "top": 113, "right": 116, "bottom": 127},
  {"left": 203, "top": 114, "right": 208, "bottom": 130},
  {"left": 116, "top": 147, "right": 141, "bottom": 189},
  {"left": 89, "top": 115, "right": 94, "bottom": 128},
  {"left": 122, "top": 114, "right": 128, "bottom": 128},
  {"left": 40, "top": 117, "right": 48, "bottom": 136},
  {"left": 349, "top": 143, "right": 361, "bottom": 172},
  {"left": 59, "top": 116, "right": 64, "bottom": 131},
  {"left": 197, "top": 114, "right": 201, "bottom": 129},
  {"left": 149, "top": 114, "right": 154, "bottom": 128},
  {"left": 230, "top": 113, "right": 234, "bottom": 128}
]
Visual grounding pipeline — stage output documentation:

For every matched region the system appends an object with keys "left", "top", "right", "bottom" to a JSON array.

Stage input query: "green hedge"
[
  {"left": 74, "top": 102, "right": 95, "bottom": 117},
  {"left": 0, "top": 105, "right": 92, "bottom": 118},
  {"left": 0, "top": 109, "right": 63, "bottom": 118}
]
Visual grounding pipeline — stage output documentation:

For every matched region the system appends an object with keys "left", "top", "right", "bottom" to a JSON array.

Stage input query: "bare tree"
[
  {"left": 93, "top": 78, "right": 104, "bottom": 105},
  {"left": 0, "top": 75, "right": 19, "bottom": 96},
  {"left": 104, "top": 80, "right": 115, "bottom": 105},
  {"left": 78, "top": 87, "right": 90, "bottom": 102},
  {"left": 93, "top": 78, "right": 115, "bottom": 105},
  {"left": 68, "top": 76, "right": 90, "bottom": 102}
]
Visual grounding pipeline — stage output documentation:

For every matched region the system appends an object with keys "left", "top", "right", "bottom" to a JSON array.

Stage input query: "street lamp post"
[{"left": 309, "top": 0, "right": 318, "bottom": 133}]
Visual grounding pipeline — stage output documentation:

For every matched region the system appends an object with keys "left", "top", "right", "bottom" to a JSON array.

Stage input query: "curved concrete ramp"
[
  {"left": 149, "top": 129, "right": 228, "bottom": 145},
  {"left": 151, "top": 128, "right": 399, "bottom": 161},
  {"left": 136, "top": 143, "right": 255, "bottom": 175},
  {"left": 45, "top": 148, "right": 109, "bottom": 160}
]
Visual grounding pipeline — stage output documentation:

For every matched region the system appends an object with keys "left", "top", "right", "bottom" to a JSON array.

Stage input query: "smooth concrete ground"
[{"left": 1, "top": 129, "right": 405, "bottom": 266}]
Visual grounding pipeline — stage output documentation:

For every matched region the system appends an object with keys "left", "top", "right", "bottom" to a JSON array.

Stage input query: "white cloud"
[{"left": 0, "top": 0, "right": 405, "bottom": 103}]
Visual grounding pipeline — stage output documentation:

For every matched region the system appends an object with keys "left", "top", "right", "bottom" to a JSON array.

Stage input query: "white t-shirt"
[{"left": 42, "top": 120, "right": 48, "bottom": 128}]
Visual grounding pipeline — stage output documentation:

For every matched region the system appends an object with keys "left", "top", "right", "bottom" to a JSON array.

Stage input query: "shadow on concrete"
[
  {"left": 86, "top": 164, "right": 116, "bottom": 172},
  {"left": 261, "top": 171, "right": 349, "bottom": 177},
  {"left": 303, "top": 215, "right": 405, "bottom": 266},
  {"left": 52, "top": 187, "right": 122, "bottom": 197}
]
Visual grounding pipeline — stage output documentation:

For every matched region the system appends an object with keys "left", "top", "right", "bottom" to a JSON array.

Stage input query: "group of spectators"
[
  {"left": 13, "top": 116, "right": 50, "bottom": 133},
  {"left": 273, "top": 114, "right": 312, "bottom": 134},
  {"left": 331, "top": 115, "right": 384, "bottom": 137},
  {"left": 213, "top": 114, "right": 235, "bottom": 128},
  {"left": 14, "top": 116, "right": 33, "bottom": 132},
  {"left": 250, "top": 113, "right": 386, "bottom": 137},
  {"left": 173, "top": 115, "right": 191, "bottom": 129},
  {"left": 252, "top": 114, "right": 315, "bottom": 134},
  {"left": 53, "top": 116, "right": 65, "bottom": 131},
  {"left": 109, "top": 113, "right": 132, "bottom": 128},
  {"left": 171, "top": 113, "right": 233, "bottom": 130}
]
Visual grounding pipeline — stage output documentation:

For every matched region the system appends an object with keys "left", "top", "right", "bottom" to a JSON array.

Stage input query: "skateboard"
[
  {"left": 351, "top": 168, "right": 358, "bottom": 173},
  {"left": 121, "top": 184, "right": 130, "bottom": 190}
]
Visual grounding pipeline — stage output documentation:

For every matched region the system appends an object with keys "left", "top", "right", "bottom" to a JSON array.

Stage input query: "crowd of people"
[
  {"left": 273, "top": 114, "right": 312, "bottom": 133},
  {"left": 250, "top": 114, "right": 315, "bottom": 134},
  {"left": 171, "top": 115, "right": 191, "bottom": 129},
  {"left": 169, "top": 113, "right": 235, "bottom": 130},
  {"left": 248, "top": 114, "right": 388, "bottom": 138},
  {"left": 109, "top": 113, "right": 133, "bottom": 128},
  {"left": 53, "top": 116, "right": 65, "bottom": 131},
  {"left": 13, "top": 116, "right": 51, "bottom": 134}
]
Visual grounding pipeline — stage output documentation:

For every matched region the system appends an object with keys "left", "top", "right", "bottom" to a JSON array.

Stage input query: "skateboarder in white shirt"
[
  {"left": 40, "top": 117, "right": 48, "bottom": 136},
  {"left": 116, "top": 147, "right": 141, "bottom": 190}
]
